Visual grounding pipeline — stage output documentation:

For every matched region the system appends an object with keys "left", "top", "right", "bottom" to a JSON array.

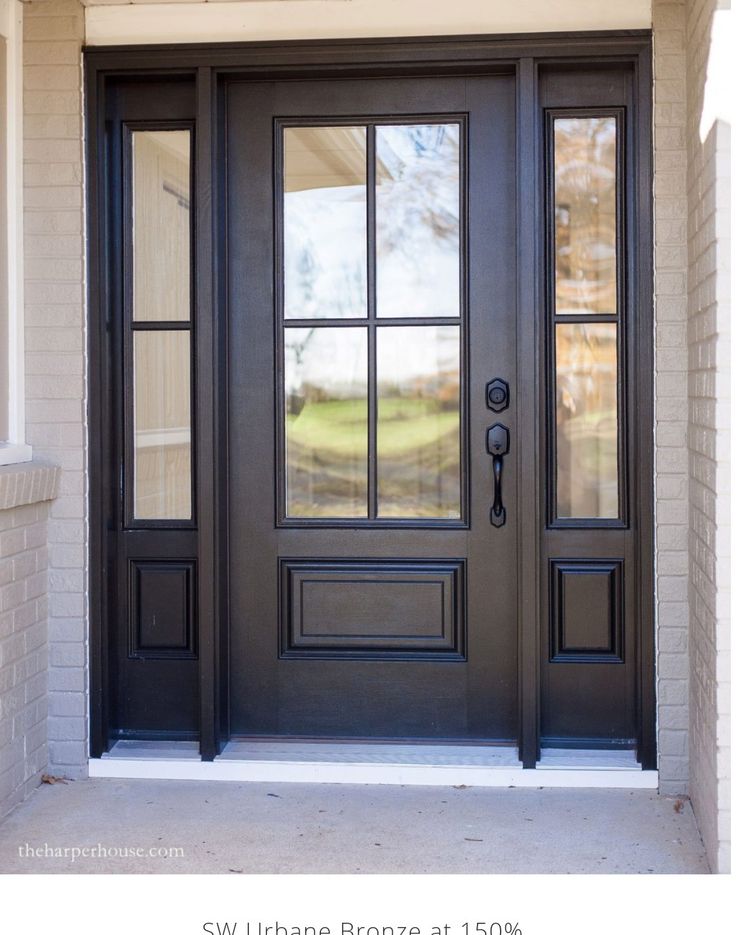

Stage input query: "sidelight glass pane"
[
  {"left": 132, "top": 130, "right": 191, "bottom": 322},
  {"left": 554, "top": 116, "right": 617, "bottom": 315},
  {"left": 285, "top": 327, "right": 368, "bottom": 517},
  {"left": 133, "top": 331, "right": 192, "bottom": 520},
  {"left": 377, "top": 325, "right": 461, "bottom": 518},
  {"left": 556, "top": 322, "right": 618, "bottom": 519},
  {"left": 283, "top": 126, "right": 367, "bottom": 319},
  {"left": 376, "top": 123, "right": 461, "bottom": 318}
]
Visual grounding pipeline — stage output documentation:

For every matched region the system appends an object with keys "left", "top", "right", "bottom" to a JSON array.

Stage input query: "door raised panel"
[
  {"left": 549, "top": 559, "right": 623, "bottom": 663},
  {"left": 280, "top": 559, "right": 465, "bottom": 659},
  {"left": 129, "top": 559, "right": 197, "bottom": 659}
]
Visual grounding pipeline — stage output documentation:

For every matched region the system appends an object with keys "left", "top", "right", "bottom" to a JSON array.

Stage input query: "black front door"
[
  {"left": 90, "top": 39, "right": 654, "bottom": 763},
  {"left": 227, "top": 76, "right": 518, "bottom": 739}
]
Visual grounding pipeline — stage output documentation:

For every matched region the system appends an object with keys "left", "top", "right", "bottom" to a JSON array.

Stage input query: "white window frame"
[{"left": 0, "top": 0, "right": 30, "bottom": 465}]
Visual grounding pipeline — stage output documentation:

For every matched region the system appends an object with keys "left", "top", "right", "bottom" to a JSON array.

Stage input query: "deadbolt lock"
[{"left": 486, "top": 378, "right": 510, "bottom": 412}]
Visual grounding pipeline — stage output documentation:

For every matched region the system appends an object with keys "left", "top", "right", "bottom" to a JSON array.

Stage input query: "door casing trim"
[{"left": 85, "top": 31, "right": 655, "bottom": 768}]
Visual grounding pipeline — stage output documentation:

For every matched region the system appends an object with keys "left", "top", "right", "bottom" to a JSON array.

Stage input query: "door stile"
[
  {"left": 516, "top": 57, "right": 541, "bottom": 767},
  {"left": 86, "top": 65, "right": 110, "bottom": 759},
  {"left": 633, "top": 47, "right": 656, "bottom": 769},
  {"left": 195, "top": 65, "right": 219, "bottom": 760}
]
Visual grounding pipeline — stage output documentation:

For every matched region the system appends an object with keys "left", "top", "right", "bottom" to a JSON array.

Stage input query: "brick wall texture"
[
  {"left": 13, "top": 0, "right": 730, "bottom": 870},
  {"left": 684, "top": 0, "right": 731, "bottom": 875},
  {"left": 0, "top": 475, "right": 57, "bottom": 818},
  {"left": 653, "top": 0, "right": 691, "bottom": 797},
  {"left": 23, "top": 0, "right": 88, "bottom": 780}
]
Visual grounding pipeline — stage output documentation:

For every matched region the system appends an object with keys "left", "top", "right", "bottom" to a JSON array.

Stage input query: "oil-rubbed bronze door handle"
[{"left": 486, "top": 422, "right": 510, "bottom": 527}]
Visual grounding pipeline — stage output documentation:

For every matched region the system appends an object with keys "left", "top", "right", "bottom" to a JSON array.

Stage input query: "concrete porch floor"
[{"left": 0, "top": 778, "right": 709, "bottom": 874}]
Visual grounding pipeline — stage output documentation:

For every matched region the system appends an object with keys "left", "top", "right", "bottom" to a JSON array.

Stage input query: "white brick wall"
[
  {"left": 12, "top": 2, "right": 729, "bottom": 875},
  {"left": 0, "top": 463, "right": 59, "bottom": 818},
  {"left": 684, "top": 0, "right": 731, "bottom": 875},
  {"left": 23, "top": 0, "right": 88, "bottom": 779},
  {"left": 653, "top": 0, "right": 691, "bottom": 795}
]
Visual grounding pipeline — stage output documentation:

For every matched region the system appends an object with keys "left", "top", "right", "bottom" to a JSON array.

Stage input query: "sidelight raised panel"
[
  {"left": 129, "top": 560, "right": 196, "bottom": 659},
  {"left": 549, "top": 559, "right": 623, "bottom": 663},
  {"left": 280, "top": 559, "right": 465, "bottom": 659}
]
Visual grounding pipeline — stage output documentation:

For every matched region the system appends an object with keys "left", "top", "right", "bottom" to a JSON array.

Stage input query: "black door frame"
[{"left": 86, "top": 31, "right": 655, "bottom": 768}]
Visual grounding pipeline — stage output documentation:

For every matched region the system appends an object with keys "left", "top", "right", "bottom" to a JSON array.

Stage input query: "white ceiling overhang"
[{"left": 82, "top": 0, "right": 653, "bottom": 47}]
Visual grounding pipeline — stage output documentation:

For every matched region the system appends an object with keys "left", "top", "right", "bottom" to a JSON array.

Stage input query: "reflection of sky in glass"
[
  {"left": 284, "top": 327, "right": 366, "bottom": 398},
  {"left": 376, "top": 124, "right": 460, "bottom": 318},
  {"left": 284, "top": 127, "right": 367, "bottom": 319}
]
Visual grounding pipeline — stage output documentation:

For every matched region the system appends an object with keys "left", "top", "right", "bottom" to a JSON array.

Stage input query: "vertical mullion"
[
  {"left": 367, "top": 125, "right": 378, "bottom": 518},
  {"left": 517, "top": 58, "right": 541, "bottom": 767},
  {"left": 195, "top": 66, "right": 218, "bottom": 761}
]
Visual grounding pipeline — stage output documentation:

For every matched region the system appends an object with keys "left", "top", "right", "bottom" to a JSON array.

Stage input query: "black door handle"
[{"left": 486, "top": 423, "right": 510, "bottom": 528}]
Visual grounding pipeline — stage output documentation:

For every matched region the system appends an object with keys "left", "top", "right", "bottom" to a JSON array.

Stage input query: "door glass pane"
[
  {"left": 556, "top": 322, "right": 618, "bottom": 518},
  {"left": 376, "top": 123, "right": 460, "bottom": 318},
  {"left": 554, "top": 116, "right": 617, "bottom": 315},
  {"left": 283, "top": 126, "right": 367, "bottom": 319},
  {"left": 133, "top": 331, "right": 192, "bottom": 520},
  {"left": 285, "top": 327, "right": 368, "bottom": 517},
  {"left": 377, "top": 325, "right": 461, "bottom": 518},
  {"left": 132, "top": 130, "right": 191, "bottom": 322}
]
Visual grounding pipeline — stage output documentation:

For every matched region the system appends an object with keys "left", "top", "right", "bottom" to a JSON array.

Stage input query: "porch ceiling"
[{"left": 81, "top": 1, "right": 653, "bottom": 47}]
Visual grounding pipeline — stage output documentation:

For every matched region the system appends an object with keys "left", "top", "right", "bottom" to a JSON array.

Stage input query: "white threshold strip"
[{"left": 89, "top": 741, "right": 658, "bottom": 789}]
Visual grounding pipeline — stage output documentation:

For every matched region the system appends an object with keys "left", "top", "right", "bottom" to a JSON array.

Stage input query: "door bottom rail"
[{"left": 90, "top": 741, "right": 657, "bottom": 789}]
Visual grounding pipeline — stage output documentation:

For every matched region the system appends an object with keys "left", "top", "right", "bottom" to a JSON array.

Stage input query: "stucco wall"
[
  {"left": 684, "top": 0, "right": 731, "bottom": 876},
  {"left": 23, "top": 0, "right": 87, "bottom": 780}
]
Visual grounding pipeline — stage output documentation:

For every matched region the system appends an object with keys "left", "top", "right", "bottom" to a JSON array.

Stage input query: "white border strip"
[
  {"left": 0, "top": 0, "right": 31, "bottom": 465},
  {"left": 89, "top": 757, "right": 658, "bottom": 789},
  {"left": 85, "top": 0, "right": 652, "bottom": 47}
]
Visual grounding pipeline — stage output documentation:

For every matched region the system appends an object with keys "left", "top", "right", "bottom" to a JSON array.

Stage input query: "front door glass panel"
[
  {"left": 553, "top": 116, "right": 617, "bottom": 316},
  {"left": 555, "top": 322, "right": 618, "bottom": 519},
  {"left": 132, "top": 130, "right": 191, "bottom": 322},
  {"left": 129, "top": 127, "right": 193, "bottom": 522},
  {"left": 376, "top": 124, "right": 460, "bottom": 318},
  {"left": 550, "top": 113, "right": 622, "bottom": 521},
  {"left": 283, "top": 126, "right": 367, "bottom": 319},
  {"left": 377, "top": 325, "right": 461, "bottom": 517},
  {"left": 133, "top": 331, "right": 192, "bottom": 520},
  {"left": 285, "top": 327, "right": 368, "bottom": 517},
  {"left": 281, "top": 120, "right": 464, "bottom": 522}
]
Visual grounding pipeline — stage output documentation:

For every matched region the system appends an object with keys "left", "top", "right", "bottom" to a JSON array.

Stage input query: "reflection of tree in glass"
[
  {"left": 286, "top": 327, "right": 316, "bottom": 416},
  {"left": 556, "top": 322, "right": 618, "bottom": 518},
  {"left": 376, "top": 124, "right": 460, "bottom": 318},
  {"left": 554, "top": 117, "right": 617, "bottom": 315},
  {"left": 377, "top": 124, "right": 459, "bottom": 254}
]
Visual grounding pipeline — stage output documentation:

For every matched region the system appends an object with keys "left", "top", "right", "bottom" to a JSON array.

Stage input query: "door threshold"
[{"left": 90, "top": 741, "right": 657, "bottom": 789}]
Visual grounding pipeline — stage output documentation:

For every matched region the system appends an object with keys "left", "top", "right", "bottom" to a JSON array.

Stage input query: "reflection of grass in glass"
[
  {"left": 558, "top": 410, "right": 618, "bottom": 517},
  {"left": 287, "top": 398, "right": 367, "bottom": 516},
  {"left": 378, "top": 396, "right": 460, "bottom": 517},
  {"left": 286, "top": 397, "right": 460, "bottom": 517},
  {"left": 288, "top": 398, "right": 367, "bottom": 454},
  {"left": 377, "top": 397, "right": 457, "bottom": 455}
]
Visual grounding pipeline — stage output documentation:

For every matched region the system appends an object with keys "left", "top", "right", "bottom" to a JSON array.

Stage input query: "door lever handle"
[{"left": 486, "top": 423, "right": 510, "bottom": 528}]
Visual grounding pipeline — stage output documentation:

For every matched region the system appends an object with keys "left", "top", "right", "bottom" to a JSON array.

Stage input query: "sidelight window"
[
  {"left": 549, "top": 113, "right": 623, "bottom": 522},
  {"left": 280, "top": 121, "right": 463, "bottom": 522},
  {"left": 128, "top": 127, "right": 193, "bottom": 522}
]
